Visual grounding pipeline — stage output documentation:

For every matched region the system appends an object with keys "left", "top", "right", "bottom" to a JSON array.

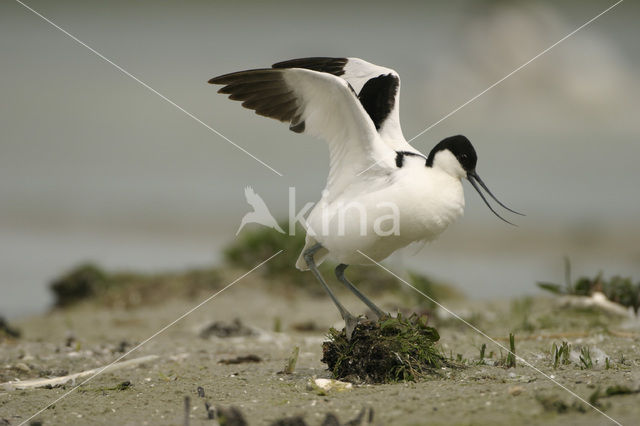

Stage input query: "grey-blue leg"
[
  {"left": 303, "top": 243, "right": 358, "bottom": 337},
  {"left": 335, "top": 264, "right": 386, "bottom": 319}
]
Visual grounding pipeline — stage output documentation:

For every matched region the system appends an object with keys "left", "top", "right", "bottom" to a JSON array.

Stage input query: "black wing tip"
[
  {"left": 207, "top": 69, "right": 302, "bottom": 129},
  {"left": 272, "top": 57, "right": 348, "bottom": 76},
  {"left": 208, "top": 68, "right": 277, "bottom": 85},
  {"left": 210, "top": 58, "right": 351, "bottom": 84},
  {"left": 272, "top": 56, "right": 347, "bottom": 66},
  {"left": 208, "top": 72, "right": 241, "bottom": 85},
  {"left": 289, "top": 121, "right": 305, "bottom": 133}
]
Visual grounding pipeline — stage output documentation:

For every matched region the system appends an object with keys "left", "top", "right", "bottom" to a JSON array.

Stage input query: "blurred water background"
[{"left": 1, "top": 0, "right": 639, "bottom": 318}]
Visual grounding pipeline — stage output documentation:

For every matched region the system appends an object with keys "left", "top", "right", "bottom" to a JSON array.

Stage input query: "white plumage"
[{"left": 210, "top": 57, "right": 521, "bottom": 335}]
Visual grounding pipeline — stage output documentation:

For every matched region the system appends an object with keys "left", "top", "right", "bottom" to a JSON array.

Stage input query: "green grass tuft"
[
  {"left": 579, "top": 346, "right": 593, "bottom": 369},
  {"left": 321, "top": 313, "right": 450, "bottom": 383},
  {"left": 478, "top": 343, "right": 487, "bottom": 364},
  {"left": 552, "top": 341, "right": 571, "bottom": 369}
]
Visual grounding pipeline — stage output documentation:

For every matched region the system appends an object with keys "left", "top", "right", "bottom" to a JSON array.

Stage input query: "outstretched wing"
[
  {"left": 209, "top": 67, "right": 395, "bottom": 194},
  {"left": 272, "top": 57, "right": 410, "bottom": 151}
]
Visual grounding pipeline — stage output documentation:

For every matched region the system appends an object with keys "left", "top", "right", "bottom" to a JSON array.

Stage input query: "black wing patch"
[
  {"left": 208, "top": 69, "right": 305, "bottom": 133},
  {"left": 272, "top": 57, "right": 348, "bottom": 76},
  {"left": 395, "top": 150, "right": 427, "bottom": 168},
  {"left": 358, "top": 74, "right": 399, "bottom": 130},
  {"left": 272, "top": 58, "right": 399, "bottom": 131},
  {"left": 211, "top": 59, "right": 398, "bottom": 134}
]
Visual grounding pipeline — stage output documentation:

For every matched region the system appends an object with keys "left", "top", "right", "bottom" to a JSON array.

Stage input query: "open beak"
[{"left": 467, "top": 170, "right": 524, "bottom": 226}]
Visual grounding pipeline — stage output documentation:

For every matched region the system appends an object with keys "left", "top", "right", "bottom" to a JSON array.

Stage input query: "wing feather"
[
  {"left": 209, "top": 67, "right": 394, "bottom": 195},
  {"left": 273, "top": 57, "right": 412, "bottom": 151}
]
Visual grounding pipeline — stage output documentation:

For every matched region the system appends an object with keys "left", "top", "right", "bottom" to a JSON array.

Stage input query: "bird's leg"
[
  {"left": 335, "top": 264, "right": 387, "bottom": 320},
  {"left": 304, "top": 244, "right": 358, "bottom": 338}
]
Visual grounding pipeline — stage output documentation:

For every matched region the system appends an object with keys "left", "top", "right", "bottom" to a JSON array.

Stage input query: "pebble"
[
  {"left": 14, "top": 363, "right": 30, "bottom": 373},
  {"left": 509, "top": 386, "right": 524, "bottom": 396},
  {"left": 309, "top": 378, "right": 353, "bottom": 393}
]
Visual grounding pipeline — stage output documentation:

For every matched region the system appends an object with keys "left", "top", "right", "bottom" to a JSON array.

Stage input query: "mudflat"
[{"left": 1, "top": 266, "right": 639, "bottom": 425}]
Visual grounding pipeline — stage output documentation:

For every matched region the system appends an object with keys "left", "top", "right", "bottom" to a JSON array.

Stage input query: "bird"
[
  {"left": 209, "top": 57, "right": 522, "bottom": 337},
  {"left": 236, "top": 186, "right": 285, "bottom": 235}
]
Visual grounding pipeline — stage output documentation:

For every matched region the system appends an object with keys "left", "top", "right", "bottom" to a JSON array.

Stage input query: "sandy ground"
[{"left": 1, "top": 269, "right": 640, "bottom": 426}]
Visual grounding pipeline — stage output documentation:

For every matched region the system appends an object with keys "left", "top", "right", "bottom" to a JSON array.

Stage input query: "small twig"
[
  {"left": 506, "top": 333, "right": 516, "bottom": 368},
  {"left": 608, "top": 330, "right": 640, "bottom": 339},
  {"left": 1, "top": 355, "right": 159, "bottom": 391}
]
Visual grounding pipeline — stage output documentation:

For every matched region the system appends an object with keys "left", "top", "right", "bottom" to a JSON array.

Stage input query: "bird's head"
[{"left": 427, "top": 135, "right": 524, "bottom": 225}]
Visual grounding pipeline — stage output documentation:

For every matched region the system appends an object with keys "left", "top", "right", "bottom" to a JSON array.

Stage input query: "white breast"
[{"left": 304, "top": 158, "right": 465, "bottom": 265}]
